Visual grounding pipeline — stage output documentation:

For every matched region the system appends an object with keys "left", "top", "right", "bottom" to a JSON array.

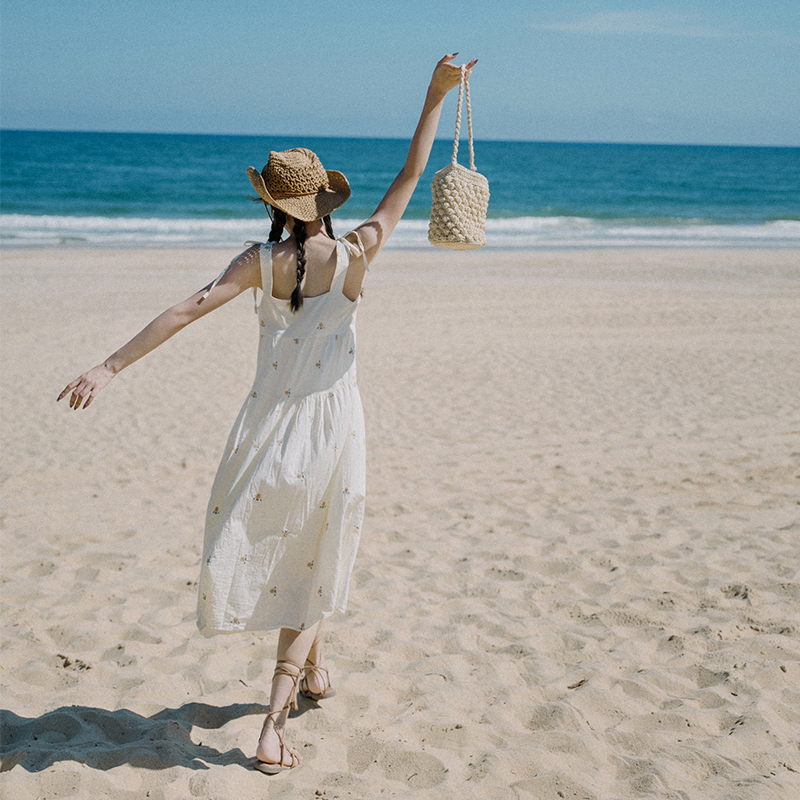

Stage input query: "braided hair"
[
  {"left": 289, "top": 217, "right": 308, "bottom": 312},
  {"left": 267, "top": 205, "right": 286, "bottom": 244},
  {"left": 263, "top": 204, "right": 336, "bottom": 314}
]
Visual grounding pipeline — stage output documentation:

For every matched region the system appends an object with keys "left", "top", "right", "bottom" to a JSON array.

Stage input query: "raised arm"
[
  {"left": 348, "top": 54, "right": 478, "bottom": 263},
  {"left": 58, "top": 245, "right": 262, "bottom": 409}
]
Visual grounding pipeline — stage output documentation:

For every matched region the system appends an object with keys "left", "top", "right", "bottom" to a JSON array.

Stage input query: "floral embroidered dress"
[{"left": 197, "top": 238, "right": 367, "bottom": 636}]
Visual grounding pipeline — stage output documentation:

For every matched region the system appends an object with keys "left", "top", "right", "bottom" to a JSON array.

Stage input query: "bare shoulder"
[
  {"left": 225, "top": 242, "right": 263, "bottom": 288},
  {"left": 225, "top": 241, "right": 262, "bottom": 269}
]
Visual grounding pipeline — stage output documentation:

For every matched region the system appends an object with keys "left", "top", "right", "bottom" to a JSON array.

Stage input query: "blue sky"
[{"left": 2, "top": 0, "right": 799, "bottom": 145}]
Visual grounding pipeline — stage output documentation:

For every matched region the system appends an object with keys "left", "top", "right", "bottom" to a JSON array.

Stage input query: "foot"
[
  {"left": 255, "top": 659, "right": 303, "bottom": 773},
  {"left": 300, "top": 626, "right": 336, "bottom": 700},
  {"left": 300, "top": 659, "right": 335, "bottom": 700},
  {"left": 255, "top": 716, "right": 301, "bottom": 773}
]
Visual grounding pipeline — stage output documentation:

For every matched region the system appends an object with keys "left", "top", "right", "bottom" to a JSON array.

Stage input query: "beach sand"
[{"left": 1, "top": 246, "right": 799, "bottom": 799}]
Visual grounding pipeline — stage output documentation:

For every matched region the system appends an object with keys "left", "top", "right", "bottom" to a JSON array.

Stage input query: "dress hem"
[{"left": 196, "top": 608, "right": 341, "bottom": 638}]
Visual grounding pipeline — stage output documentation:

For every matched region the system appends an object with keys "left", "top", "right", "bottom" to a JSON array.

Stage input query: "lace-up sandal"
[
  {"left": 300, "top": 663, "right": 336, "bottom": 701},
  {"left": 254, "top": 660, "right": 303, "bottom": 774}
]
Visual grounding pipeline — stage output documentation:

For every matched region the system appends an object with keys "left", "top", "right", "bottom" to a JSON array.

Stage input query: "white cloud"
[{"left": 533, "top": 10, "right": 732, "bottom": 38}]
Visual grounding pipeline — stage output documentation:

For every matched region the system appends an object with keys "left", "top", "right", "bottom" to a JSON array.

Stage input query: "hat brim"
[{"left": 247, "top": 166, "right": 351, "bottom": 222}]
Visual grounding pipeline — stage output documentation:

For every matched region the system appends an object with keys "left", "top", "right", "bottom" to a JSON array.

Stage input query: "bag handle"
[{"left": 450, "top": 65, "right": 477, "bottom": 171}]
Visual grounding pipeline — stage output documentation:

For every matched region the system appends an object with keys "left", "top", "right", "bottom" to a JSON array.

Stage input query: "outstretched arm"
[
  {"left": 58, "top": 245, "right": 261, "bottom": 409},
  {"left": 348, "top": 54, "right": 478, "bottom": 264}
]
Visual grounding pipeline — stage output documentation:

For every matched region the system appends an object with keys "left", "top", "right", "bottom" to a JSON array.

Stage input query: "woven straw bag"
[{"left": 428, "top": 65, "right": 490, "bottom": 250}]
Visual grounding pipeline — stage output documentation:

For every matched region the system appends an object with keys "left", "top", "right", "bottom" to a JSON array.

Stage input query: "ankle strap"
[
  {"left": 274, "top": 659, "right": 303, "bottom": 675},
  {"left": 272, "top": 660, "right": 302, "bottom": 713}
]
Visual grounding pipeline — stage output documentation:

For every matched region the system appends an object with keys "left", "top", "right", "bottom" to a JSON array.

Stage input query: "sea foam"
[{"left": 2, "top": 214, "right": 799, "bottom": 249}]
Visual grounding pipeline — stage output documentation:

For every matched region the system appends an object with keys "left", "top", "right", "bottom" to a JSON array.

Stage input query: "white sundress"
[{"left": 197, "top": 237, "right": 367, "bottom": 636}]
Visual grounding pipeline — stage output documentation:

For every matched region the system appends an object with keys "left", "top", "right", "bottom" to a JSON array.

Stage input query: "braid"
[
  {"left": 290, "top": 218, "right": 307, "bottom": 312},
  {"left": 267, "top": 205, "right": 286, "bottom": 243},
  {"left": 323, "top": 214, "right": 334, "bottom": 240}
]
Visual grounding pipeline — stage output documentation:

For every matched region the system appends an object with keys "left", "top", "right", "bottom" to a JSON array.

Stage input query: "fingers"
[
  {"left": 57, "top": 379, "right": 79, "bottom": 402},
  {"left": 58, "top": 377, "right": 84, "bottom": 408},
  {"left": 73, "top": 392, "right": 92, "bottom": 410},
  {"left": 440, "top": 54, "right": 477, "bottom": 67},
  {"left": 76, "top": 380, "right": 95, "bottom": 409},
  {"left": 59, "top": 365, "right": 112, "bottom": 410},
  {"left": 70, "top": 387, "right": 86, "bottom": 410},
  {"left": 61, "top": 379, "right": 91, "bottom": 409},
  {"left": 437, "top": 54, "right": 479, "bottom": 79},
  {"left": 462, "top": 57, "right": 478, "bottom": 73}
]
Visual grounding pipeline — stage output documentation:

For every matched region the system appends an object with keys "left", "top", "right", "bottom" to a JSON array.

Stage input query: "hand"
[
  {"left": 429, "top": 53, "right": 478, "bottom": 98},
  {"left": 57, "top": 363, "right": 115, "bottom": 410}
]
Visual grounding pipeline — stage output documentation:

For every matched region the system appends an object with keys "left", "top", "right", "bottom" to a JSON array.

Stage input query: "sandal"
[
  {"left": 254, "top": 660, "right": 302, "bottom": 774},
  {"left": 300, "top": 663, "right": 336, "bottom": 701},
  {"left": 299, "top": 624, "right": 336, "bottom": 701}
]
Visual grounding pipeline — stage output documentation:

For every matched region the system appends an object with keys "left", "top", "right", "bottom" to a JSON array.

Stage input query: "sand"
[{"left": 1, "top": 246, "right": 799, "bottom": 799}]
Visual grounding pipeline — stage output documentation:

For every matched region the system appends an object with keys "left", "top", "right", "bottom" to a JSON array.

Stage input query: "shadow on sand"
[{"left": 0, "top": 701, "right": 280, "bottom": 772}]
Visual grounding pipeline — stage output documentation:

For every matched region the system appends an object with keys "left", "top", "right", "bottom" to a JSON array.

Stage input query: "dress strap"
[
  {"left": 248, "top": 240, "right": 267, "bottom": 314},
  {"left": 338, "top": 230, "right": 370, "bottom": 273},
  {"left": 201, "top": 263, "right": 232, "bottom": 301},
  {"left": 256, "top": 241, "right": 273, "bottom": 311}
]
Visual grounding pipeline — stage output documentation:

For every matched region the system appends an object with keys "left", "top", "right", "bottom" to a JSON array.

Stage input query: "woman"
[{"left": 58, "top": 53, "right": 477, "bottom": 773}]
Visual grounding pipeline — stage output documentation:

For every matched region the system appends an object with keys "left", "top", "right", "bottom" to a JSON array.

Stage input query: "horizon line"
[{"left": 2, "top": 128, "right": 798, "bottom": 150}]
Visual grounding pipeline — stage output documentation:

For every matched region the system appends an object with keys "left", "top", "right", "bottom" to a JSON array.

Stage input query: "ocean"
[{"left": 1, "top": 130, "right": 799, "bottom": 249}]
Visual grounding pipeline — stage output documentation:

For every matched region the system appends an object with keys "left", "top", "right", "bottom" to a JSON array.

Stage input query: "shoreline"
[{"left": 4, "top": 242, "right": 800, "bottom": 251}]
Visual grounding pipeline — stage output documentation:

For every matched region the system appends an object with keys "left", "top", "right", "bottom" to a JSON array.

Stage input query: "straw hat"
[{"left": 247, "top": 148, "right": 351, "bottom": 222}]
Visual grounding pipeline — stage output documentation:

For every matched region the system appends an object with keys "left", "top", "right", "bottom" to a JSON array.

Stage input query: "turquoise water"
[{"left": 1, "top": 130, "right": 799, "bottom": 248}]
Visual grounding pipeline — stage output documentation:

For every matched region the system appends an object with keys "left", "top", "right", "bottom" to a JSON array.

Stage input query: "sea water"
[{"left": 1, "top": 130, "right": 798, "bottom": 249}]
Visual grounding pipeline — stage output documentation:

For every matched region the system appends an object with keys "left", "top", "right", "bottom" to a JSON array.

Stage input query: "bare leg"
[
  {"left": 256, "top": 622, "right": 320, "bottom": 768},
  {"left": 301, "top": 621, "right": 333, "bottom": 697}
]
